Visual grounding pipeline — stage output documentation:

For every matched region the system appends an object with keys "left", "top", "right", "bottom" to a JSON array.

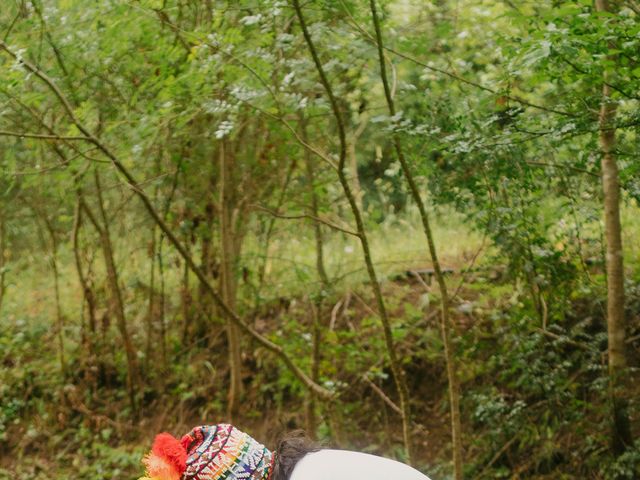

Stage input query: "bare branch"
[
  {"left": 526, "top": 160, "right": 599, "bottom": 178},
  {"left": 252, "top": 204, "right": 359, "bottom": 237},
  {"left": 361, "top": 375, "right": 402, "bottom": 415},
  {"left": 0, "top": 130, "right": 89, "bottom": 142}
]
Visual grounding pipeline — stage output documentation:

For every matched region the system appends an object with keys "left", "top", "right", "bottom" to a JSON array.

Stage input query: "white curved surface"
[{"left": 289, "top": 449, "right": 432, "bottom": 480}]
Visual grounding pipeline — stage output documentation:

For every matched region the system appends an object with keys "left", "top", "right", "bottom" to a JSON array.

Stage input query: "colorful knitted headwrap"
[{"left": 139, "top": 424, "right": 275, "bottom": 480}]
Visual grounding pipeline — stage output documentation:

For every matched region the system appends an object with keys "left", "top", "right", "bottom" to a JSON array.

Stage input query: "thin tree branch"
[
  {"left": 534, "top": 328, "right": 596, "bottom": 352},
  {"left": 253, "top": 204, "right": 359, "bottom": 237},
  {"left": 2, "top": 7, "right": 22, "bottom": 42},
  {"left": 361, "top": 375, "right": 403, "bottom": 415},
  {"left": 525, "top": 161, "right": 599, "bottom": 178},
  {"left": 0, "top": 130, "right": 89, "bottom": 142}
]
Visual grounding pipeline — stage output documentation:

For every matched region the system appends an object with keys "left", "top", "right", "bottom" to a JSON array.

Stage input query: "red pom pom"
[{"left": 152, "top": 432, "right": 187, "bottom": 475}]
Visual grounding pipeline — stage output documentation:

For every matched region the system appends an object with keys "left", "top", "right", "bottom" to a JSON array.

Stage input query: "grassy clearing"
[
  {"left": 5, "top": 200, "right": 638, "bottom": 331},
  {"left": 256, "top": 206, "right": 485, "bottom": 299}
]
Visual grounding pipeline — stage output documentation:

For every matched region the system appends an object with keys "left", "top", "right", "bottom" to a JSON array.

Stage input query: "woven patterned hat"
[{"left": 139, "top": 424, "right": 275, "bottom": 480}]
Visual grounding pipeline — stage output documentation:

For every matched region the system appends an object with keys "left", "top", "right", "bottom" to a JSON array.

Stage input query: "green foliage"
[{"left": 0, "top": 0, "right": 639, "bottom": 478}]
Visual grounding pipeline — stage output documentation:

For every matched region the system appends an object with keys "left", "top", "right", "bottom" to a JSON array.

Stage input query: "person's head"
[
  {"left": 271, "top": 430, "right": 319, "bottom": 480},
  {"left": 138, "top": 424, "right": 317, "bottom": 480}
]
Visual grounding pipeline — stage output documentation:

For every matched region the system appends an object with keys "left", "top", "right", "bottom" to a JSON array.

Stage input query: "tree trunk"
[
  {"left": 72, "top": 199, "right": 99, "bottom": 391},
  {"left": 42, "top": 214, "right": 67, "bottom": 379},
  {"left": 219, "top": 140, "right": 244, "bottom": 419},
  {"left": 347, "top": 117, "right": 368, "bottom": 213},
  {"left": 0, "top": 211, "right": 6, "bottom": 315},
  {"left": 197, "top": 208, "right": 214, "bottom": 337},
  {"left": 595, "top": 0, "right": 633, "bottom": 455},
  {"left": 181, "top": 252, "right": 192, "bottom": 344},
  {"left": 157, "top": 152, "right": 182, "bottom": 364},
  {"left": 301, "top": 116, "right": 329, "bottom": 439},
  {"left": 304, "top": 299, "right": 322, "bottom": 439},
  {"left": 29, "top": 201, "right": 67, "bottom": 379},
  {"left": 368, "top": 0, "right": 462, "bottom": 474},
  {"left": 158, "top": 239, "right": 167, "bottom": 370},
  {"left": 91, "top": 170, "right": 140, "bottom": 416},
  {"left": 293, "top": 0, "right": 413, "bottom": 463},
  {"left": 255, "top": 157, "right": 297, "bottom": 302},
  {"left": 146, "top": 147, "right": 166, "bottom": 369},
  {"left": 146, "top": 225, "right": 157, "bottom": 370}
]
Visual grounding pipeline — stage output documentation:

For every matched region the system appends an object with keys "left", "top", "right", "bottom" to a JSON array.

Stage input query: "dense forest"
[{"left": 1, "top": 0, "right": 639, "bottom": 478}]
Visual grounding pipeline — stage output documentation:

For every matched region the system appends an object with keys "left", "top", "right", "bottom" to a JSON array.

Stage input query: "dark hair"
[{"left": 271, "top": 430, "right": 320, "bottom": 480}]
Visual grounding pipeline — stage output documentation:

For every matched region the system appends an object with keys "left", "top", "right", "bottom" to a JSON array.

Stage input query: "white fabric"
[{"left": 289, "top": 449, "right": 432, "bottom": 480}]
